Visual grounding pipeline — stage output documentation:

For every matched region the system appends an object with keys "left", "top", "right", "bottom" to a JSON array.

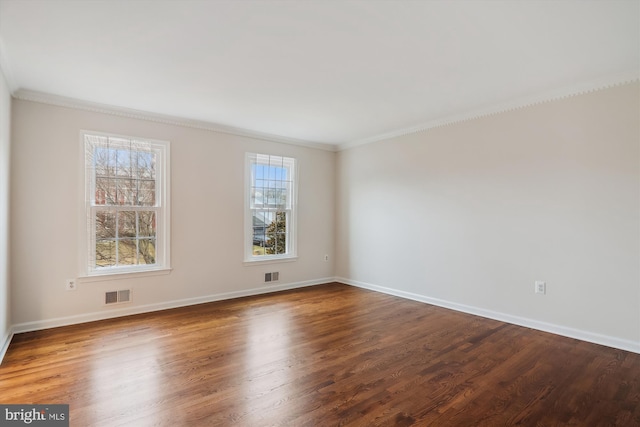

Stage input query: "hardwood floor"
[{"left": 1, "top": 283, "right": 638, "bottom": 426}]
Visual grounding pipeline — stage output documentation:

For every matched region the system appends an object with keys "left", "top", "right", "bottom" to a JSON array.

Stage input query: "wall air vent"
[
  {"left": 264, "top": 272, "right": 279, "bottom": 283},
  {"left": 105, "top": 289, "right": 132, "bottom": 305}
]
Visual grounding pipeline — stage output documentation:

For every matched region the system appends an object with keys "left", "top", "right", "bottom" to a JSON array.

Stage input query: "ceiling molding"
[
  {"left": 11, "top": 89, "right": 339, "bottom": 152},
  {"left": 12, "top": 72, "right": 639, "bottom": 154},
  {"left": 338, "top": 72, "right": 640, "bottom": 151}
]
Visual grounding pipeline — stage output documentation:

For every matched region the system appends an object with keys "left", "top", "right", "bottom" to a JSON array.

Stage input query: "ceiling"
[{"left": 0, "top": 0, "right": 638, "bottom": 150}]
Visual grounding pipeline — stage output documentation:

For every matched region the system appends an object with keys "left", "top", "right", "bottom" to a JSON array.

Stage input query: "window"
[
  {"left": 245, "top": 153, "right": 297, "bottom": 262},
  {"left": 83, "top": 132, "right": 170, "bottom": 276}
]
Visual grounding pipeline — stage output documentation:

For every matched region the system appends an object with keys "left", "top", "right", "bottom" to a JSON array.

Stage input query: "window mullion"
[
  {"left": 89, "top": 205, "right": 97, "bottom": 269},
  {"left": 114, "top": 208, "right": 119, "bottom": 267},
  {"left": 135, "top": 211, "right": 139, "bottom": 265}
]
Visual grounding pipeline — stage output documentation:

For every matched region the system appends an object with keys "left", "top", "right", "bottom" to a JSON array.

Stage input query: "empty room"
[{"left": 0, "top": 0, "right": 639, "bottom": 425}]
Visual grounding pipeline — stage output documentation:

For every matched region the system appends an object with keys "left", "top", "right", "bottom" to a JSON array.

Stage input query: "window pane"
[
  {"left": 253, "top": 230, "right": 266, "bottom": 247},
  {"left": 264, "top": 188, "right": 273, "bottom": 206},
  {"left": 95, "top": 240, "right": 116, "bottom": 267},
  {"left": 138, "top": 239, "right": 156, "bottom": 264},
  {"left": 94, "top": 145, "right": 115, "bottom": 177},
  {"left": 95, "top": 177, "right": 116, "bottom": 205},
  {"left": 265, "top": 211, "right": 287, "bottom": 255},
  {"left": 118, "top": 239, "right": 137, "bottom": 265},
  {"left": 252, "top": 187, "right": 264, "bottom": 207},
  {"left": 138, "top": 211, "right": 156, "bottom": 238},
  {"left": 284, "top": 182, "right": 291, "bottom": 209},
  {"left": 252, "top": 211, "right": 266, "bottom": 248},
  {"left": 138, "top": 180, "right": 156, "bottom": 206},
  {"left": 116, "top": 148, "right": 134, "bottom": 177},
  {"left": 116, "top": 178, "right": 136, "bottom": 206},
  {"left": 96, "top": 211, "right": 116, "bottom": 239},
  {"left": 276, "top": 188, "right": 286, "bottom": 208},
  {"left": 118, "top": 211, "right": 136, "bottom": 238},
  {"left": 275, "top": 231, "right": 286, "bottom": 255},
  {"left": 137, "top": 151, "right": 156, "bottom": 179},
  {"left": 253, "top": 227, "right": 266, "bottom": 248}
]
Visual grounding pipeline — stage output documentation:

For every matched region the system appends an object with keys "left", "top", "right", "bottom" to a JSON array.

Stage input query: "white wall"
[
  {"left": 7, "top": 81, "right": 639, "bottom": 354},
  {"left": 10, "top": 99, "right": 335, "bottom": 327},
  {"left": 0, "top": 65, "right": 11, "bottom": 354},
  {"left": 336, "top": 83, "right": 640, "bottom": 350}
]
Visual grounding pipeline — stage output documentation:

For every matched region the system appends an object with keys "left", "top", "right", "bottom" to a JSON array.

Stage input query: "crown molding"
[
  {"left": 11, "top": 89, "right": 338, "bottom": 152},
  {"left": 338, "top": 72, "right": 640, "bottom": 151},
  {"left": 11, "top": 72, "right": 639, "bottom": 153}
]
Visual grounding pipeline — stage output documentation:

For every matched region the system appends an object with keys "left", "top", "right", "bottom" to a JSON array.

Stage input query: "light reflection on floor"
[
  {"left": 241, "top": 305, "right": 292, "bottom": 425},
  {"left": 86, "top": 331, "right": 163, "bottom": 425}
]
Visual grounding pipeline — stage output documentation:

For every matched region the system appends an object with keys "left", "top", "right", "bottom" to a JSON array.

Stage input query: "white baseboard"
[
  {"left": 0, "top": 328, "right": 13, "bottom": 364},
  {"left": 10, "top": 278, "right": 332, "bottom": 336},
  {"left": 5, "top": 276, "right": 637, "bottom": 365},
  {"left": 336, "top": 277, "right": 640, "bottom": 354}
]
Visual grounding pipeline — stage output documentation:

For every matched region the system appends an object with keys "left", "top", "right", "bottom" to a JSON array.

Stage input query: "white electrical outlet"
[
  {"left": 65, "top": 279, "right": 77, "bottom": 291},
  {"left": 535, "top": 281, "right": 546, "bottom": 295}
]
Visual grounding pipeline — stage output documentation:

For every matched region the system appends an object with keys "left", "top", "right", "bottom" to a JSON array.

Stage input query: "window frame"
[
  {"left": 244, "top": 152, "right": 298, "bottom": 264},
  {"left": 81, "top": 131, "right": 171, "bottom": 278}
]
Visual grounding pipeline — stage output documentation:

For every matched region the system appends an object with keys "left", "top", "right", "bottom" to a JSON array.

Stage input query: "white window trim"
[
  {"left": 79, "top": 130, "right": 171, "bottom": 278},
  {"left": 244, "top": 152, "right": 298, "bottom": 264},
  {"left": 78, "top": 268, "right": 172, "bottom": 284}
]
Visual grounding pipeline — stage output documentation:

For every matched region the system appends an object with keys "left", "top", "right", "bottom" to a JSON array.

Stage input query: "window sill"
[
  {"left": 243, "top": 256, "right": 298, "bottom": 267},
  {"left": 78, "top": 267, "right": 173, "bottom": 283}
]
